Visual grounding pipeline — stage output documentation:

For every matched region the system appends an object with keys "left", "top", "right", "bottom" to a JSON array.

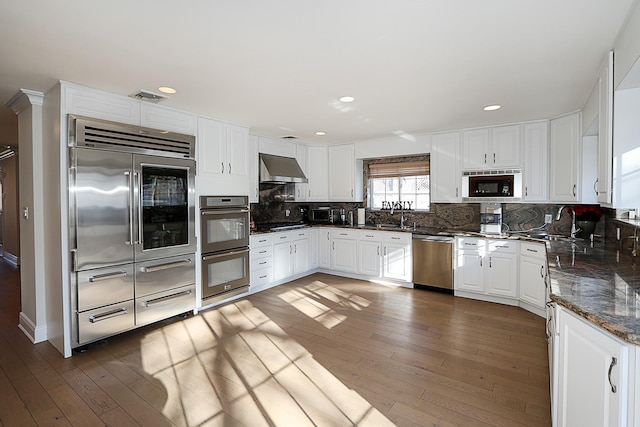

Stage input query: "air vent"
[
  {"left": 69, "top": 115, "right": 195, "bottom": 159},
  {"left": 281, "top": 135, "right": 298, "bottom": 140},
  {"left": 128, "top": 90, "right": 169, "bottom": 103}
]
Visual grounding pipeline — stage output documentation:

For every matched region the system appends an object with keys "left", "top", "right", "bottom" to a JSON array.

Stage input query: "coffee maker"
[{"left": 480, "top": 202, "right": 503, "bottom": 234}]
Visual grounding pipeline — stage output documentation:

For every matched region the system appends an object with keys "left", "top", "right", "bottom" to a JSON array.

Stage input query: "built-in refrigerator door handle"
[
  {"left": 143, "top": 259, "right": 192, "bottom": 273},
  {"left": 124, "top": 171, "right": 133, "bottom": 245},
  {"left": 134, "top": 171, "right": 142, "bottom": 245}
]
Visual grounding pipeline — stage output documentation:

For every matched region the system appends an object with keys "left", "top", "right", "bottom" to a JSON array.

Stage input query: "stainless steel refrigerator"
[{"left": 68, "top": 115, "right": 197, "bottom": 348}]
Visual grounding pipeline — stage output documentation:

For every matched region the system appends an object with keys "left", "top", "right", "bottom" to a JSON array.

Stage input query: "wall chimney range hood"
[{"left": 259, "top": 153, "right": 308, "bottom": 184}]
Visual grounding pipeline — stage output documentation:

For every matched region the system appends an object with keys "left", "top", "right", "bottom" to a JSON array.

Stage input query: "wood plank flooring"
[{"left": 0, "top": 259, "right": 551, "bottom": 426}]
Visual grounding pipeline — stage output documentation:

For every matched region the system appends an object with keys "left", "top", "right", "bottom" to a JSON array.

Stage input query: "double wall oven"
[{"left": 200, "top": 196, "right": 250, "bottom": 304}]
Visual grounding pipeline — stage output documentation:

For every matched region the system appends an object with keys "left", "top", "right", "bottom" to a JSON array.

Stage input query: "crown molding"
[{"left": 5, "top": 89, "right": 44, "bottom": 114}]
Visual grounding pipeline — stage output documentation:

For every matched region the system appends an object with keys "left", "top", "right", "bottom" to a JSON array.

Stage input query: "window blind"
[{"left": 368, "top": 160, "right": 429, "bottom": 178}]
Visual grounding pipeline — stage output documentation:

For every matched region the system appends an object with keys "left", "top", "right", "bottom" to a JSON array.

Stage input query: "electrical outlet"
[
  {"left": 545, "top": 214, "right": 553, "bottom": 224},
  {"left": 285, "top": 209, "right": 290, "bottom": 217}
]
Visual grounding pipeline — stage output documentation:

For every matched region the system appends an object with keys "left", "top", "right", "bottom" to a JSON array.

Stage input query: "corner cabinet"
[
  {"left": 328, "top": 144, "right": 363, "bottom": 202},
  {"left": 522, "top": 122, "right": 549, "bottom": 202},
  {"left": 549, "top": 112, "right": 581, "bottom": 203},
  {"left": 556, "top": 306, "right": 631, "bottom": 427},
  {"left": 431, "top": 132, "right": 461, "bottom": 203}
]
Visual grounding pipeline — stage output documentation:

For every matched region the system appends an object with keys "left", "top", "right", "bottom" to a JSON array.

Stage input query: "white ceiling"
[{"left": 0, "top": 0, "right": 636, "bottom": 144}]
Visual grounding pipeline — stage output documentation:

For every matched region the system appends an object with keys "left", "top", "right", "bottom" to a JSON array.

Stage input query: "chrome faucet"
[
  {"left": 556, "top": 205, "right": 579, "bottom": 238},
  {"left": 556, "top": 205, "right": 566, "bottom": 220},
  {"left": 400, "top": 209, "right": 406, "bottom": 228}
]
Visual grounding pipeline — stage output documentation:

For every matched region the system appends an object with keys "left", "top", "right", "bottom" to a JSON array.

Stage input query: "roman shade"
[{"left": 368, "top": 160, "right": 429, "bottom": 178}]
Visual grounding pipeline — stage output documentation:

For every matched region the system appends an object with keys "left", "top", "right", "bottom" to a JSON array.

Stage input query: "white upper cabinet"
[
  {"left": 307, "top": 146, "right": 329, "bottom": 201},
  {"left": 462, "top": 125, "right": 520, "bottom": 170},
  {"left": 197, "top": 117, "right": 248, "bottom": 195},
  {"left": 64, "top": 83, "right": 141, "bottom": 125},
  {"left": 430, "top": 132, "right": 461, "bottom": 203},
  {"left": 597, "top": 51, "right": 614, "bottom": 205},
  {"left": 522, "top": 121, "right": 549, "bottom": 202},
  {"left": 248, "top": 135, "right": 259, "bottom": 203},
  {"left": 549, "top": 112, "right": 581, "bottom": 202},
  {"left": 295, "top": 144, "right": 308, "bottom": 201},
  {"left": 140, "top": 104, "right": 196, "bottom": 135},
  {"left": 328, "top": 144, "right": 363, "bottom": 202}
]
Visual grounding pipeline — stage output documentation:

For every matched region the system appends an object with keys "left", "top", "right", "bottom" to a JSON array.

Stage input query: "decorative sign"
[{"left": 381, "top": 201, "right": 413, "bottom": 211}]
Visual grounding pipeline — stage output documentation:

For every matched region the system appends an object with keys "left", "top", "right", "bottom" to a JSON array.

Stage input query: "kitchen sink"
[{"left": 526, "top": 233, "right": 572, "bottom": 241}]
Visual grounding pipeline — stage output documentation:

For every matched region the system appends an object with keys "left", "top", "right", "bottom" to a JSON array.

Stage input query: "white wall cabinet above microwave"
[{"left": 461, "top": 125, "right": 521, "bottom": 170}]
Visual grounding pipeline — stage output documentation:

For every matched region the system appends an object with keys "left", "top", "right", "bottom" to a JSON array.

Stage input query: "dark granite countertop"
[{"left": 546, "top": 238, "right": 640, "bottom": 345}]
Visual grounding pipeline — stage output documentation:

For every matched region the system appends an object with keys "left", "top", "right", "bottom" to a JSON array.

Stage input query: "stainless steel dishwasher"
[{"left": 412, "top": 235, "right": 454, "bottom": 293}]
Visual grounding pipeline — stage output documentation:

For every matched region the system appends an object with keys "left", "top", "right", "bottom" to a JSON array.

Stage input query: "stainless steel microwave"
[
  {"left": 462, "top": 170, "right": 522, "bottom": 200},
  {"left": 309, "top": 207, "right": 338, "bottom": 223}
]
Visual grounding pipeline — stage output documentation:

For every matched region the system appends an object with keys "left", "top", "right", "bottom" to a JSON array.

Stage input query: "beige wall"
[{"left": 1, "top": 154, "right": 20, "bottom": 258}]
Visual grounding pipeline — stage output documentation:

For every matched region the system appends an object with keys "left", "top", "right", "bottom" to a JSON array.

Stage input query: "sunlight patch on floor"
[{"left": 139, "top": 292, "right": 394, "bottom": 426}]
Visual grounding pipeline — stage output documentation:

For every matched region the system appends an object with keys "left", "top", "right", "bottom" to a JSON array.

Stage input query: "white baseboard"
[
  {"left": 1, "top": 251, "right": 19, "bottom": 266},
  {"left": 18, "top": 312, "right": 48, "bottom": 343}
]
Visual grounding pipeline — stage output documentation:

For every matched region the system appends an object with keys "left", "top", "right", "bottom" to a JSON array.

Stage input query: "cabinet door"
[
  {"left": 519, "top": 255, "right": 546, "bottom": 309},
  {"left": 331, "top": 238, "right": 357, "bottom": 273},
  {"left": 198, "top": 117, "right": 226, "bottom": 176},
  {"left": 456, "top": 251, "right": 485, "bottom": 292},
  {"left": 597, "top": 51, "right": 613, "bottom": 204},
  {"left": 307, "top": 146, "right": 329, "bottom": 201},
  {"left": 358, "top": 240, "right": 381, "bottom": 277},
  {"left": 329, "top": 145, "right": 355, "bottom": 201},
  {"left": 557, "top": 308, "right": 628, "bottom": 427},
  {"left": 383, "top": 242, "right": 411, "bottom": 281},
  {"left": 308, "top": 228, "right": 319, "bottom": 269},
  {"left": 491, "top": 125, "right": 521, "bottom": 167},
  {"left": 293, "top": 238, "right": 309, "bottom": 274},
  {"left": 295, "top": 144, "right": 308, "bottom": 201},
  {"left": 549, "top": 113, "right": 581, "bottom": 202},
  {"left": 273, "top": 242, "right": 293, "bottom": 281},
  {"left": 462, "top": 129, "right": 490, "bottom": 169},
  {"left": 64, "top": 83, "right": 140, "bottom": 125},
  {"left": 522, "top": 122, "right": 549, "bottom": 202},
  {"left": 431, "top": 132, "right": 461, "bottom": 202},
  {"left": 226, "top": 124, "right": 248, "bottom": 178},
  {"left": 318, "top": 229, "right": 331, "bottom": 269},
  {"left": 486, "top": 253, "right": 518, "bottom": 298},
  {"left": 248, "top": 135, "right": 259, "bottom": 203}
]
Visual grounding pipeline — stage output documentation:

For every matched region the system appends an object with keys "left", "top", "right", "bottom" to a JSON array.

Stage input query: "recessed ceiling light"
[
  {"left": 158, "top": 86, "right": 177, "bottom": 94},
  {"left": 315, "top": 131, "right": 327, "bottom": 136},
  {"left": 339, "top": 96, "right": 355, "bottom": 103},
  {"left": 483, "top": 104, "right": 501, "bottom": 111}
]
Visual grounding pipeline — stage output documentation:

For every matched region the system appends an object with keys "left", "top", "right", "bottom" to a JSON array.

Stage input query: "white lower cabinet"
[
  {"left": 382, "top": 232, "right": 412, "bottom": 282},
  {"left": 519, "top": 241, "right": 547, "bottom": 316},
  {"left": 556, "top": 307, "right": 631, "bottom": 427},
  {"left": 318, "top": 228, "right": 331, "bottom": 269},
  {"left": 358, "top": 231, "right": 382, "bottom": 277},
  {"left": 330, "top": 229, "right": 358, "bottom": 274},
  {"left": 454, "top": 237, "right": 518, "bottom": 303},
  {"left": 250, "top": 234, "right": 274, "bottom": 289},
  {"left": 272, "top": 230, "right": 310, "bottom": 281}
]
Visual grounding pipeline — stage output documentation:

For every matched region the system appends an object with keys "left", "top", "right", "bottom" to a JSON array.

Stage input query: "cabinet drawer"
[
  {"left": 251, "top": 245, "right": 273, "bottom": 260},
  {"left": 78, "top": 300, "right": 135, "bottom": 345},
  {"left": 384, "top": 232, "right": 411, "bottom": 245},
  {"left": 251, "top": 267, "right": 273, "bottom": 286},
  {"left": 136, "top": 284, "right": 195, "bottom": 327},
  {"left": 273, "top": 231, "right": 292, "bottom": 243},
  {"left": 76, "top": 264, "right": 134, "bottom": 312},
  {"left": 250, "top": 234, "right": 273, "bottom": 248},
  {"left": 521, "top": 241, "right": 546, "bottom": 258},
  {"left": 331, "top": 229, "right": 358, "bottom": 239},
  {"left": 456, "top": 237, "right": 484, "bottom": 250},
  {"left": 358, "top": 230, "right": 382, "bottom": 241},
  {"left": 488, "top": 239, "right": 518, "bottom": 254},
  {"left": 135, "top": 255, "right": 195, "bottom": 298},
  {"left": 291, "top": 229, "right": 309, "bottom": 240},
  {"left": 252, "top": 256, "right": 273, "bottom": 270}
]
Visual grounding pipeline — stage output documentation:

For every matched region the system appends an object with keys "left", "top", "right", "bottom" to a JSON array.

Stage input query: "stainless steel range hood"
[{"left": 259, "top": 153, "right": 308, "bottom": 184}]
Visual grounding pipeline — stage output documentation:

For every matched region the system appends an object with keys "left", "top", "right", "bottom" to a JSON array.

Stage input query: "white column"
[{"left": 6, "top": 89, "right": 47, "bottom": 344}]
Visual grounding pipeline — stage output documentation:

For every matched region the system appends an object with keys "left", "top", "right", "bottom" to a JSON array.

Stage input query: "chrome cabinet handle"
[
  {"left": 332, "top": 242, "right": 335, "bottom": 250},
  {"left": 479, "top": 255, "right": 483, "bottom": 267},
  {"left": 88, "top": 271, "right": 127, "bottom": 282},
  {"left": 489, "top": 256, "right": 492, "bottom": 268},
  {"left": 89, "top": 307, "right": 128, "bottom": 323},
  {"left": 540, "top": 265, "right": 545, "bottom": 278},
  {"left": 456, "top": 187, "right": 459, "bottom": 197},
  {"left": 142, "top": 289, "right": 192, "bottom": 307},
  {"left": 484, "top": 153, "right": 487, "bottom": 164},
  {"left": 572, "top": 184, "right": 576, "bottom": 197},
  {"left": 594, "top": 178, "right": 599, "bottom": 195},
  {"left": 525, "top": 186, "right": 528, "bottom": 196},
  {"left": 229, "top": 163, "right": 231, "bottom": 174},
  {"left": 290, "top": 245, "right": 292, "bottom": 254},
  {"left": 221, "top": 162, "right": 224, "bottom": 174},
  {"left": 143, "top": 259, "right": 192, "bottom": 273},
  {"left": 493, "top": 153, "right": 496, "bottom": 163},
  {"left": 377, "top": 246, "right": 380, "bottom": 256},
  {"left": 608, "top": 357, "right": 618, "bottom": 393}
]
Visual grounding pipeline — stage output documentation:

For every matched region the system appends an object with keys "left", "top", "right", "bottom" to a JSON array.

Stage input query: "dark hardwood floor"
[{"left": 0, "top": 259, "right": 550, "bottom": 426}]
